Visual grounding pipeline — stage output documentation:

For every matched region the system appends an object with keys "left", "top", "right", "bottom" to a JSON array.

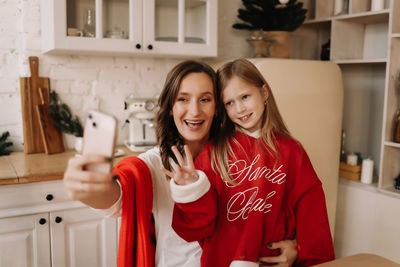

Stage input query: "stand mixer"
[{"left": 124, "top": 96, "right": 158, "bottom": 152}]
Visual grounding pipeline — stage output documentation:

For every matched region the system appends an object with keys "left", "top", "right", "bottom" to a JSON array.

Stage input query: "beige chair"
[{"left": 212, "top": 58, "right": 343, "bottom": 234}]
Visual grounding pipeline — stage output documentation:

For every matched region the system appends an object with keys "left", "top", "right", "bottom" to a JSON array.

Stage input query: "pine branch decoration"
[
  {"left": 233, "top": 0, "right": 307, "bottom": 32},
  {"left": 0, "top": 131, "right": 13, "bottom": 156},
  {"left": 48, "top": 90, "right": 84, "bottom": 137}
]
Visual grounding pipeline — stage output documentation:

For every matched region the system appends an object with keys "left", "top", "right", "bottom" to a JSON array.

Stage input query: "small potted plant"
[
  {"left": 232, "top": 0, "right": 307, "bottom": 58},
  {"left": 48, "top": 90, "right": 84, "bottom": 152},
  {"left": 0, "top": 131, "right": 13, "bottom": 156}
]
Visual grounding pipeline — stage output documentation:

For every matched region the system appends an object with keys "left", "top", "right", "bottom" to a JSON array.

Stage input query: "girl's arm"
[
  {"left": 63, "top": 154, "right": 120, "bottom": 209},
  {"left": 289, "top": 144, "right": 335, "bottom": 266}
]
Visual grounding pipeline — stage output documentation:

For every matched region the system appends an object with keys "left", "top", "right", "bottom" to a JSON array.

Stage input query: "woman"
[{"left": 63, "top": 60, "right": 297, "bottom": 267}]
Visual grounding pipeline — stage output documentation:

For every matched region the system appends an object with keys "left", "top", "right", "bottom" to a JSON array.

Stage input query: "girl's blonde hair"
[{"left": 212, "top": 58, "right": 292, "bottom": 184}]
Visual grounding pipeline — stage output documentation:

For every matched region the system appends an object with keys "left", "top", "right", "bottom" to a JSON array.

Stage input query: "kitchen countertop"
[{"left": 0, "top": 146, "right": 140, "bottom": 185}]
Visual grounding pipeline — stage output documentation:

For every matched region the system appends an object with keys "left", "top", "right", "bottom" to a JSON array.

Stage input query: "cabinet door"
[
  {"left": 143, "top": 0, "right": 217, "bottom": 57},
  {"left": 42, "top": 0, "right": 142, "bottom": 55},
  {"left": 0, "top": 213, "right": 51, "bottom": 267},
  {"left": 50, "top": 207, "right": 118, "bottom": 267}
]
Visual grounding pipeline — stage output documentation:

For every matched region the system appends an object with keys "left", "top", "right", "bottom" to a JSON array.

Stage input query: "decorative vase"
[
  {"left": 74, "top": 137, "right": 83, "bottom": 152},
  {"left": 247, "top": 30, "right": 290, "bottom": 58},
  {"left": 263, "top": 31, "right": 290, "bottom": 58}
]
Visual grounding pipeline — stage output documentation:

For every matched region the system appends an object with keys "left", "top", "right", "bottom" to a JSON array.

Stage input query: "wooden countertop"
[{"left": 0, "top": 147, "right": 140, "bottom": 185}]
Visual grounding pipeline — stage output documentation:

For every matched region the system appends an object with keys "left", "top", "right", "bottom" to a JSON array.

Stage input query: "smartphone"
[{"left": 82, "top": 110, "right": 117, "bottom": 173}]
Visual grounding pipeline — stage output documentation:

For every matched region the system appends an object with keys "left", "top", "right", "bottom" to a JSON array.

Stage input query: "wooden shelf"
[
  {"left": 293, "top": 1, "right": 397, "bottom": 197},
  {"left": 334, "top": 9, "right": 390, "bottom": 24},
  {"left": 384, "top": 141, "right": 400, "bottom": 148},
  {"left": 334, "top": 58, "right": 387, "bottom": 64}
]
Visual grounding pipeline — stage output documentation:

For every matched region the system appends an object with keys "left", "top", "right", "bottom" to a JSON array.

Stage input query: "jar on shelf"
[{"left": 83, "top": 9, "right": 95, "bottom": 37}]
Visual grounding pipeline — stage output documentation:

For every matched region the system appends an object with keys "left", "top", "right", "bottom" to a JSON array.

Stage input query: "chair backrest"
[{"left": 211, "top": 58, "right": 343, "bottom": 236}]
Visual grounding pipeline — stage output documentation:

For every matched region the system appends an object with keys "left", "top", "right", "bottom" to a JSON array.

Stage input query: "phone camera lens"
[{"left": 92, "top": 122, "right": 97, "bottom": 127}]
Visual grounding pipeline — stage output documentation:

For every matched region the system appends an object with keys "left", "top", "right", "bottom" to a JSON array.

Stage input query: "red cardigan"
[{"left": 113, "top": 156, "right": 155, "bottom": 267}]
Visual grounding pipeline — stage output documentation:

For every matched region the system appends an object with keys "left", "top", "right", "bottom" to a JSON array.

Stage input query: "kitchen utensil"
[
  {"left": 35, "top": 87, "right": 65, "bottom": 154},
  {"left": 20, "top": 56, "right": 50, "bottom": 154}
]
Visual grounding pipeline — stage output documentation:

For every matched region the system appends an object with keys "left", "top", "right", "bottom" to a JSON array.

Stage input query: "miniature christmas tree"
[
  {"left": 0, "top": 131, "right": 13, "bottom": 156},
  {"left": 48, "top": 90, "right": 83, "bottom": 137},
  {"left": 233, "top": 0, "right": 307, "bottom": 32}
]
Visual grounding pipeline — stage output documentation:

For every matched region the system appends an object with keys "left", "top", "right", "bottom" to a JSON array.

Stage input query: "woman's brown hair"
[
  {"left": 156, "top": 60, "right": 222, "bottom": 172},
  {"left": 213, "top": 58, "right": 291, "bottom": 183}
]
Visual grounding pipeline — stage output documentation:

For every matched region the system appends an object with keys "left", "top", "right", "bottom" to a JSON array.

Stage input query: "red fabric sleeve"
[
  {"left": 172, "top": 187, "right": 218, "bottom": 242},
  {"left": 113, "top": 156, "right": 155, "bottom": 267},
  {"left": 287, "top": 143, "right": 335, "bottom": 266},
  {"left": 172, "top": 145, "right": 219, "bottom": 243}
]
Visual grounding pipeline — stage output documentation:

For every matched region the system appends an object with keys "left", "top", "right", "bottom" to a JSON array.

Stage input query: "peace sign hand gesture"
[{"left": 161, "top": 145, "right": 199, "bottom": 186}]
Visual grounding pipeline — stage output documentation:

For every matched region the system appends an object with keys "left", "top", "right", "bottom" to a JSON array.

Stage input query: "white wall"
[
  {"left": 335, "top": 180, "right": 400, "bottom": 263},
  {"left": 0, "top": 0, "right": 252, "bottom": 151}
]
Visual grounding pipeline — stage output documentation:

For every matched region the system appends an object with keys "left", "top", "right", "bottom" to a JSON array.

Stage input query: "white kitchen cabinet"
[
  {"left": 0, "top": 181, "right": 118, "bottom": 267},
  {"left": 0, "top": 213, "right": 51, "bottom": 267},
  {"left": 41, "top": 0, "right": 217, "bottom": 57}
]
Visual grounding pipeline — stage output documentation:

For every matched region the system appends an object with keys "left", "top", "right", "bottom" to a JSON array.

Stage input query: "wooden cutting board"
[
  {"left": 35, "top": 88, "right": 65, "bottom": 154},
  {"left": 20, "top": 56, "right": 50, "bottom": 154}
]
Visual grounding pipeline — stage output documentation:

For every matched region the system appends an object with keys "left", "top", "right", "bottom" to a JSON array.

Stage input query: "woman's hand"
[
  {"left": 259, "top": 239, "right": 298, "bottom": 267},
  {"left": 63, "top": 154, "right": 120, "bottom": 209},
  {"left": 161, "top": 145, "right": 199, "bottom": 185}
]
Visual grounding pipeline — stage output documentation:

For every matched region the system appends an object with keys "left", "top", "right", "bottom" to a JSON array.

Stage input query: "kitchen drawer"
[{"left": 0, "top": 180, "right": 71, "bottom": 212}]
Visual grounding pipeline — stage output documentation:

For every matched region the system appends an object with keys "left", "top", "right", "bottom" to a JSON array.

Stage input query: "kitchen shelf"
[
  {"left": 334, "top": 58, "right": 387, "bottom": 64},
  {"left": 384, "top": 141, "right": 400, "bottom": 148},
  {"left": 294, "top": 0, "right": 398, "bottom": 195}
]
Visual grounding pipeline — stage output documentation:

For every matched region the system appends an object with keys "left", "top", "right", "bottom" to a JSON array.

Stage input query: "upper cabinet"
[{"left": 41, "top": 0, "right": 217, "bottom": 57}]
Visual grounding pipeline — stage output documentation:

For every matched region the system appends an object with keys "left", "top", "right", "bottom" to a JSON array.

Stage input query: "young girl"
[{"left": 165, "top": 59, "right": 335, "bottom": 267}]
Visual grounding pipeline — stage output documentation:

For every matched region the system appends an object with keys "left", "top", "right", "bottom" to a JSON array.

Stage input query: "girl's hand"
[
  {"left": 63, "top": 154, "right": 119, "bottom": 209},
  {"left": 161, "top": 145, "right": 199, "bottom": 185},
  {"left": 258, "top": 239, "right": 298, "bottom": 267}
]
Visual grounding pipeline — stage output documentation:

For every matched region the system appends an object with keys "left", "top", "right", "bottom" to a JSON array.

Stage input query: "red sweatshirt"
[{"left": 172, "top": 132, "right": 335, "bottom": 267}]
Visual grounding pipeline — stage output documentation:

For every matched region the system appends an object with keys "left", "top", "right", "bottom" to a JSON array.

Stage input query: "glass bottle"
[
  {"left": 393, "top": 104, "right": 400, "bottom": 143},
  {"left": 83, "top": 9, "right": 95, "bottom": 37}
]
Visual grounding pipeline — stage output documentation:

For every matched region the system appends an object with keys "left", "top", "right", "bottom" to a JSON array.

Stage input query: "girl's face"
[
  {"left": 172, "top": 72, "right": 216, "bottom": 147},
  {"left": 222, "top": 76, "right": 268, "bottom": 133}
]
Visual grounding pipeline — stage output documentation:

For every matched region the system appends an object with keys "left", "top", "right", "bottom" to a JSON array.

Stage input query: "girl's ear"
[{"left": 262, "top": 84, "right": 269, "bottom": 101}]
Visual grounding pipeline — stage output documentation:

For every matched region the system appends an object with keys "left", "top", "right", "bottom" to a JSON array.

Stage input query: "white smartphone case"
[{"left": 82, "top": 110, "right": 117, "bottom": 173}]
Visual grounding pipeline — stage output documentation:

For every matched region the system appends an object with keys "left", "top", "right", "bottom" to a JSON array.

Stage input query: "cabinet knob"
[
  {"left": 55, "top": 216, "right": 62, "bottom": 223},
  {"left": 39, "top": 218, "right": 47, "bottom": 225},
  {"left": 147, "top": 44, "right": 153, "bottom": 50},
  {"left": 136, "top": 43, "right": 141, "bottom": 49},
  {"left": 46, "top": 194, "right": 54, "bottom": 201}
]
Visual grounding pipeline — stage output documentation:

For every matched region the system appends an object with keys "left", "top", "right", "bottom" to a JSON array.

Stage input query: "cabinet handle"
[
  {"left": 136, "top": 43, "right": 141, "bottom": 49},
  {"left": 46, "top": 194, "right": 54, "bottom": 201},
  {"left": 39, "top": 218, "right": 47, "bottom": 225},
  {"left": 55, "top": 216, "right": 62, "bottom": 223},
  {"left": 147, "top": 44, "right": 153, "bottom": 50}
]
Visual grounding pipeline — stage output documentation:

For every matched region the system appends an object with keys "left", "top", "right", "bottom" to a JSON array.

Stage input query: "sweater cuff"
[
  {"left": 230, "top": 261, "right": 258, "bottom": 267},
  {"left": 169, "top": 170, "right": 210, "bottom": 203}
]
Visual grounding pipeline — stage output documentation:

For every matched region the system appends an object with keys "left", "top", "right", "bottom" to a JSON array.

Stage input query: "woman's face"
[{"left": 172, "top": 72, "right": 216, "bottom": 147}]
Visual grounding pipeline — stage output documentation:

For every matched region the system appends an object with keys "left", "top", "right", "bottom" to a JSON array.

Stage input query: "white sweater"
[{"left": 96, "top": 147, "right": 202, "bottom": 267}]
